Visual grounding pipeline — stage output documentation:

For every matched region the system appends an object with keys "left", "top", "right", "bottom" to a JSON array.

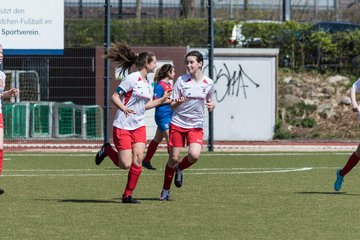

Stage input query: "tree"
[
  {"left": 136, "top": 0, "right": 142, "bottom": 19},
  {"left": 180, "top": 0, "right": 195, "bottom": 18}
]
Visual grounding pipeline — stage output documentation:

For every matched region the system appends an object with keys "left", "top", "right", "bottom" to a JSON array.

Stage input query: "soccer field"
[{"left": 1, "top": 151, "right": 360, "bottom": 239}]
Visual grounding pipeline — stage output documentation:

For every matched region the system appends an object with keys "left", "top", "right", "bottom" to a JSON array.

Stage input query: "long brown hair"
[
  {"left": 153, "top": 64, "right": 174, "bottom": 83},
  {"left": 107, "top": 41, "right": 155, "bottom": 76}
]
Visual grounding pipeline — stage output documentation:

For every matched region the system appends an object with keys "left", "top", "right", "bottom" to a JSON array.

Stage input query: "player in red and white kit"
[
  {"left": 334, "top": 77, "right": 360, "bottom": 191},
  {"left": 0, "top": 44, "right": 19, "bottom": 196},
  {"left": 95, "top": 42, "right": 171, "bottom": 204},
  {"left": 159, "top": 50, "right": 216, "bottom": 201}
]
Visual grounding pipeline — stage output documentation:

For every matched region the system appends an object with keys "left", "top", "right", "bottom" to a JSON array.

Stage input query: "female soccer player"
[
  {"left": 95, "top": 41, "right": 171, "bottom": 204},
  {"left": 142, "top": 64, "right": 175, "bottom": 170},
  {"left": 0, "top": 44, "right": 19, "bottom": 195},
  {"left": 159, "top": 50, "right": 216, "bottom": 201},
  {"left": 334, "top": 77, "right": 360, "bottom": 191}
]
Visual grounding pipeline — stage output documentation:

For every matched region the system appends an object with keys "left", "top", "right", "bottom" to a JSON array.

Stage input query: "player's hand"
[
  {"left": 174, "top": 96, "right": 186, "bottom": 103},
  {"left": 162, "top": 89, "right": 173, "bottom": 101},
  {"left": 123, "top": 108, "right": 135, "bottom": 117},
  {"left": 352, "top": 105, "right": 359, "bottom": 112},
  {"left": 205, "top": 101, "right": 216, "bottom": 112},
  {"left": 9, "top": 88, "right": 19, "bottom": 97}
]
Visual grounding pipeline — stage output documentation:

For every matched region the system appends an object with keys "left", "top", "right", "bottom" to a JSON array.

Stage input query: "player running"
[
  {"left": 159, "top": 50, "right": 216, "bottom": 201},
  {"left": 95, "top": 42, "right": 171, "bottom": 204},
  {"left": 334, "top": 77, "right": 360, "bottom": 191}
]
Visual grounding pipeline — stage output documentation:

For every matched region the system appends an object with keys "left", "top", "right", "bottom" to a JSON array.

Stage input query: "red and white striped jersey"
[
  {"left": 170, "top": 73, "right": 215, "bottom": 129},
  {"left": 113, "top": 71, "right": 153, "bottom": 130}
]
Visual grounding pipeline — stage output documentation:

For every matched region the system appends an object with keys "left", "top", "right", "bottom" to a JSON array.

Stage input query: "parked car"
[
  {"left": 308, "top": 21, "right": 360, "bottom": 34},
  {"left": 229, "top": 20, "right": 283, "bottom": 47}
]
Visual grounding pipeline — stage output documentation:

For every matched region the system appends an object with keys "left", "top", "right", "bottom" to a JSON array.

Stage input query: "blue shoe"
[{"left": 334, "top": 169, "right": 344, "bottom": 191}]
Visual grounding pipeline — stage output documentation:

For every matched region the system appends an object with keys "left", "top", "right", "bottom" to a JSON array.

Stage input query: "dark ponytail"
[{"left": 107, "top": 41, "right": 155, "bottom": 76}]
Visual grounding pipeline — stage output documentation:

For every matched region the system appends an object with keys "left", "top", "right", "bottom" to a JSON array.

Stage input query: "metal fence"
[
  {"left": 2, "top": 0, "right": 360, "bottom": 150},
  {"left": 63, "top": 0, "right": 360, "bottom": 23}
]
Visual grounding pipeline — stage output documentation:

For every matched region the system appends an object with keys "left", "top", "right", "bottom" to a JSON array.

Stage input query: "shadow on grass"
[
  {"left": 37, "top": 197, "right": 171, "bottom": 203},
  {"left": 113, "top": 197, "right": 168, "bottom": 202},
  {"left": 59, "top": 199, "right": 119, "bottom": 203},
  {"left": 35, "top": 199, "right": 119, "bottom": 204},
  {"left": 295, "top": 191, "right": 360, "bottom": 196}
]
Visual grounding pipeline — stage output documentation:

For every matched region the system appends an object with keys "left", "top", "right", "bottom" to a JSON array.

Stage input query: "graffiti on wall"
[{"left": 203, "top": 63, "right": 260, "bottom": 102}]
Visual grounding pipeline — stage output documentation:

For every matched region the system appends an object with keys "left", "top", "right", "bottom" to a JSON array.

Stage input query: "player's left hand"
[
  {"left": 205, "top": 101, "right": 216, "bottom": 112},
  {"left": 9, "top": 88, "right": 19, "bottom": 97}
]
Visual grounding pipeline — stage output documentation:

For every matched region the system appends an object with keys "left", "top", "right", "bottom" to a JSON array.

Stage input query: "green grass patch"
[{"left": 1, "top": 152, "right": 360, "bottom": 239}]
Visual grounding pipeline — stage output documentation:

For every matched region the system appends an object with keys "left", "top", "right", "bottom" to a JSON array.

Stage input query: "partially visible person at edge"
[
  {"left": 94, "top": 41, "right": 172, "bottom": 204},
  {"left": 334, "top": 77, "right": 360, "bottom": 191},
  {"left": 159, "top": 50, "right": 216, "bottom": 201},
  {"left": 0, "top": 44, "right": 20, "bottom": 195},
  {"left": 142, "top": 64, "right": 175, "bottom": 170}
]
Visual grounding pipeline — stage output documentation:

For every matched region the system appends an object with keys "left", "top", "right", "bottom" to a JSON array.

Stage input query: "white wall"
[
  {"left": 210, "top": 49, "right": 277, "bottom": 140},
  {"left": 145, "top": 48, "right": 278, "bottom": 141}
]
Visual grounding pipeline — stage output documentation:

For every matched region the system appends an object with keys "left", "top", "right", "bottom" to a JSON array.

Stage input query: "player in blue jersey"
[{"left": 142, "top": 64, "right": 175, "bottom": 170}]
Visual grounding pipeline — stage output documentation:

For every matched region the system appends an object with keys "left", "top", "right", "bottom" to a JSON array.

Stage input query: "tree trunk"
[
  {"left": 158, "top": 0, "right": 164, "bottom": 18},
  {"left": 136, "top": 0, "right": 142, "bottom": 19},
  {"left": 180, "top": 0, "right": 196, "bottom": 18},
  {"left": 244, "top": 0, "right": 248, "bottom": 19}
]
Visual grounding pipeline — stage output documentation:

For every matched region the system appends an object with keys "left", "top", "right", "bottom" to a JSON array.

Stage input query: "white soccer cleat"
[{"left": 159, "top": 189, "right": 170, "bottom": 201}]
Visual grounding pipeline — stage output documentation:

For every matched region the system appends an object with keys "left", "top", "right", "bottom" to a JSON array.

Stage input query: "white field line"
[
  {"left": 4, "top": 143, "right": 358, "bottom": 152},
  {"left": 3, "top": 152, "right": 352, "bottom": 158},
  {"left": 1, "top": 167, "right": 314, "bottom": 177}
]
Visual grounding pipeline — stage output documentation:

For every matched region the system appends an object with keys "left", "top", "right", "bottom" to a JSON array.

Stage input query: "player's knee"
[
  {"left": 118, "top": 161, "right": 131, "bottom": 170},
  {"left": 169, "top": 156, "right": 180, "bottom": 166},
  {"left": 188, "top": 153, "right": 200, "bottom": 162}
]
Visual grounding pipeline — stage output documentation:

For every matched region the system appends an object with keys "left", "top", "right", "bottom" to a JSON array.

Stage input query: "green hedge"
[
  {"left": 64, "top": 18, "right": 360, "bottom": 75},
  {"left": 65, "top": 18, "right": 236, "bottom": 48},
  {"left": 239, "top": 21, "right": 360, "bottom": 74}
]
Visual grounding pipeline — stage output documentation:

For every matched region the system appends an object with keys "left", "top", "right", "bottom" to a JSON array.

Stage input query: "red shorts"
[
  {"left": 113, "top": 126, "right": 146, "bottom": 150},
  {"left": 169, "top": 123, "right": 203, "bottom": 147},
  {"left": 0, "top": 114, "right": 3, "bottom": 129}
]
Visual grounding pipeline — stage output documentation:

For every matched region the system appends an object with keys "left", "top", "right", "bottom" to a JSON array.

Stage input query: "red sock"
[
  {"left": 143, "top": 140, "right": 159, "bottom": 163},
  {"left": 0, "top": 149, "right": 3, "bottom": 176},
  {"left": 341, "top": 152, "right": 360, "bottom": 176},
  {"left": 163, "top": 164, "right": 175, "bottom": 190},
  {"left": 178, "top": 156, "right": 194, "bottom": 171},
  {"left": 123, "top": 164, "right": 142, "bottom": 197},
  {"left": 105, "top": 146, "right": 119, "bottom": 167}
]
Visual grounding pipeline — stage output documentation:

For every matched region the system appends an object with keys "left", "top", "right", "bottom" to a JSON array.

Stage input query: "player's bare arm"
[
  {"left": 145, "top": 89, "right": 172, "bottom": 110},
  {"left": 2, "top": 88, "right": 19, "bottom": 98},
  {"left": 350, "top": 88, "right": 359, "bottom": 112},
  {"left": 111, "top": 92, "right": 135, "bottom": 117},
  {"left": 205, "top": 100, "right": 216, "bottom": 112}
]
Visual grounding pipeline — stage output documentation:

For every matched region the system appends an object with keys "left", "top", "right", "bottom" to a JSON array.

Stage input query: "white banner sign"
[{"left": 0, "top": 0, "right": 64, "bottom": 55}]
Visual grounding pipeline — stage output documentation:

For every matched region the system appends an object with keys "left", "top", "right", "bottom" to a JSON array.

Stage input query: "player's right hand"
[
  {"left": 123, "top": 108, "right": 135, "bottom": 117},
  {"left": 174, "top": 96, "right": 186, "bottom": 103}
]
